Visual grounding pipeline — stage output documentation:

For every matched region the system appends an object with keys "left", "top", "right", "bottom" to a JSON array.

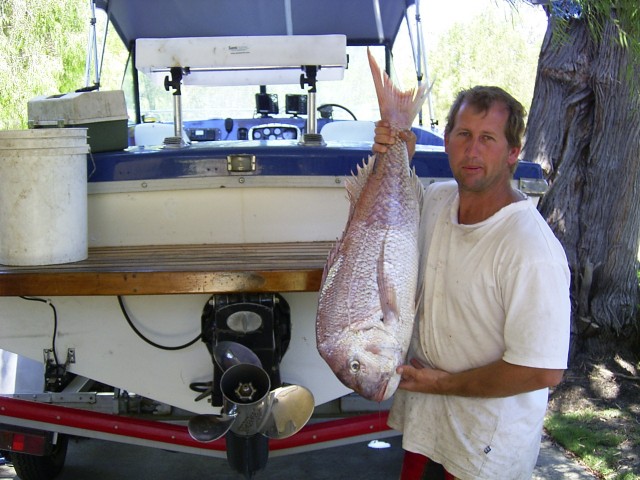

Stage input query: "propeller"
[
  {"left": 187, "top": 413, "right": 236, "bottom": 443},
  {"left": 261, "top": 385, "right": 315, "bottom": 439},
  {"left": 188, "top": 341, "right": 314, "bottom": 443},
  {"left": 213, "top": 341, "right": 262, "bottom": 370}
]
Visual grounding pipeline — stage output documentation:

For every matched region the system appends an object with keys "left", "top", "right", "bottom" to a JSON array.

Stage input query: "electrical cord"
[
  {"left": 20, "top": 296, "right": 60, "bottom": 366},
  {"left": 317, "top": 103, "right": 358, "bottom": 121},
  {"left": 117, "top": 296, "right": 201, "bottom": 351}
]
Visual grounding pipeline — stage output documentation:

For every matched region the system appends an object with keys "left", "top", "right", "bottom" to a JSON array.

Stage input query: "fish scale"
[{"left": 316, "top": 51, "right": 429, "bottom": 402}]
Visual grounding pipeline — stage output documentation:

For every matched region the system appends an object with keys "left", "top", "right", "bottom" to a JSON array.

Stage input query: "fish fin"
[
  {"left": 345, "top": 155, "right": 375, "bottom": 204},
  {"left": 376, "top": 232, "right": 399, "bottom": 326},
  {"left": 412, "top": 174, "right": 425, "bottom": 313},
  {"left": 345, "top": 154, "right": 376, "bottom": 221},
  {"left": 367, "top": 48, "right": 430, "bottom": 130},
  {"left": 410, "top": 166, "right": 424, "bottom": 217},
  {"left": 320, "top": 238, "right": 343, "bottom": 290},
  {"left": 321, "top": 153, "right": 378, "bottom": 296},
  {"left": 414, "top": 267, "right": 424, "bottom": 312}
]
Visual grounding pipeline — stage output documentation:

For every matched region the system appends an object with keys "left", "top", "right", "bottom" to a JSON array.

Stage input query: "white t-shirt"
[{"left": 388, "top": 180, "right": 571, "bottom": 480}]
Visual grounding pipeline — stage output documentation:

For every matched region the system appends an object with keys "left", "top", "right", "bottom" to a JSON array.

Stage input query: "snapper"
[{"left": 316, "top": 50, "right": 429, "bottom": 402}]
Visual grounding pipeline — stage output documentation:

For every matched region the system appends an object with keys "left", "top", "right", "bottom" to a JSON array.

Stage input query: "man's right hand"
[{"left": 373, "top": 120, "right": 417, "bottom": 159}]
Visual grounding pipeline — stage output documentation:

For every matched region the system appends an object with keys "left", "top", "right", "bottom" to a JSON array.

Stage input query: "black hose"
[{"left": 117, "top": 296, "right": 201, "bottom": 351}]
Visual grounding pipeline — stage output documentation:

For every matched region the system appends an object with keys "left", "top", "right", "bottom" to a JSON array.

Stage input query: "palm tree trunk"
[{"left": 522, "top": 12, "right": 640, "bottom": 356}]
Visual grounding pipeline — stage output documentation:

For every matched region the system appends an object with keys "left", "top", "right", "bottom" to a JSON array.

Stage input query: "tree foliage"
[
  {"left": 0, "top": 0, "right": 87, "bottom": 129},
  {"left": 427, "top": 7, "right": 544, "bottom": 127},
  {"left": 570, "top": 0, "right": 639, "bottom": 68}
]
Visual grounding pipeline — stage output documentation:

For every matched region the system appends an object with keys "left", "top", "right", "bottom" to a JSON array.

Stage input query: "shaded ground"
[
  {"left": 547, "top": 346, "right": 640, "bottom": 479},
  {"left": 0, "top": 432, "right": 596, "bottom": 480}
]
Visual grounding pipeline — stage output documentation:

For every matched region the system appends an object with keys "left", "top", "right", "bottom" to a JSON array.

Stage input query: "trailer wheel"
[{"left": 10, "top": 435, "right": 68, "bottom": 480}]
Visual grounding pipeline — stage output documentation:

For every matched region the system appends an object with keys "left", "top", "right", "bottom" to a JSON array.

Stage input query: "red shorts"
[{"left": 400, "top": 450, "right": 456, "bottom": 480}]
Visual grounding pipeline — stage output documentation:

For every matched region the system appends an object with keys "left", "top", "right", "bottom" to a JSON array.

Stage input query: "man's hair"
[{"left": 444, "top": 86, "right": 526, "bottom": 149}]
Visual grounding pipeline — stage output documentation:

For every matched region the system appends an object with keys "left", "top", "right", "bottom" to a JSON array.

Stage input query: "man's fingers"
[{"left": 410, "top": 358, "right": 425, "bottom": 369}]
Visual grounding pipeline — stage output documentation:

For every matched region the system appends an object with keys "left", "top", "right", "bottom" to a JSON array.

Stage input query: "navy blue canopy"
[{"left": 94, "top": 0, "right": 416, "bottom": 49}]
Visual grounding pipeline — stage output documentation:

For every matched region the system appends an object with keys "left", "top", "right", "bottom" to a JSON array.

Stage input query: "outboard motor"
[
  {"left": 189, "top": 294, "right": 314, "bottom": 478},
  {"left": 201, "top": 293, "right": 291, "bottom": 404}
]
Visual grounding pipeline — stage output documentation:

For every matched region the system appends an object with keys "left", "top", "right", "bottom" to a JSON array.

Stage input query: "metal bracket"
[
  {"left": 43, "top": 348, "right": 76, "bottom": 367},
  {"left": 43, "top": 348, "right": 76, "bottom": 392},
  {"left": 227, "top": 154, "right": 256, "bottom": 173},
  {"left": 66, "top": 348, "right": 76, "bottom": 365}
]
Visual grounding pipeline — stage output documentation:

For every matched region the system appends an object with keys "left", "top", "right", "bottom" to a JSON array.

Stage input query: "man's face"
[{"left": 444, "top": 101, "right": 521, "bottom": 194}]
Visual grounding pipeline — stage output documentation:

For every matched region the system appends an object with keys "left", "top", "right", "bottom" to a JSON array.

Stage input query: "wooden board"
[{"left": 0, "top": 242, "right": 333, "bottom": 296}]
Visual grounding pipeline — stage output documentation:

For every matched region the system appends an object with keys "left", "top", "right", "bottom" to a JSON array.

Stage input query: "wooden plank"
[{"left": 0, "top": 242, "right": 333, "bottom": 296}]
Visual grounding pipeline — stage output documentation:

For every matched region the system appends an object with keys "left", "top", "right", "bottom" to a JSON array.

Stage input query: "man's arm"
[{"left": 397, "top": 358, "right": 564, "bottom": 398}]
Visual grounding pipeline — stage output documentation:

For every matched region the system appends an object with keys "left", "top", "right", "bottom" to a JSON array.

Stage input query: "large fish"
[{"left": 316, "top": 50, "right": 429, "bottom": 402}]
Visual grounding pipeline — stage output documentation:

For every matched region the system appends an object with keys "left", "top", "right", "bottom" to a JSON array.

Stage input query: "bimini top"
[{"left": 93, "top": 0, "right": 416, "bottom": 49}]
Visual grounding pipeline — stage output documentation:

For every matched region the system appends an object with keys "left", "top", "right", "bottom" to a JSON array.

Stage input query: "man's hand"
[
  {"left": 372, "top": 121, "right": 417, "bottom": 159},
  {"left": 397, "top": 358, "right": 449, "bottom": 393},
  {"left": 397, "top": 358, "right": 565, "bottom": 398}
]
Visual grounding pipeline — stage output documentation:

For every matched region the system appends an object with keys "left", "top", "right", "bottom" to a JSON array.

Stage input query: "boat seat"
[
  {"left": 134, "top": 122, "right": 189, "bottom": 146},
  {"left": 320, "top": 121, "right": 375, "bottom": 142}
]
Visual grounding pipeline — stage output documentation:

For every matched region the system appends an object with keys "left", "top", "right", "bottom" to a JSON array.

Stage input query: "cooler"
[{"left": 27, "top": 90, "right": 128, "bottom": 152}]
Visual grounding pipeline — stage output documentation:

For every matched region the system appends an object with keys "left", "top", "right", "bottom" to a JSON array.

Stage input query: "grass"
[{"left": 545, "top": 408, "right": 639, "bottom": 480}]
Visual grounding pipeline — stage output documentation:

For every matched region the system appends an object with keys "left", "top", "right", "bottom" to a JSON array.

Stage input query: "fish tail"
[{"left": 367, "top": 48, "right": 430, "bottom": 131}]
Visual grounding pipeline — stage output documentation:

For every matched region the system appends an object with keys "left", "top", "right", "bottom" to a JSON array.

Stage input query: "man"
[{"left": 373, "top": 86, "right": 570, "bottom": 479}]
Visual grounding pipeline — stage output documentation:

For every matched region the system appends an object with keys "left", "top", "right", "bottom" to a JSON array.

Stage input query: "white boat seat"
[
  {"left": 134, "top": 122, "right": 189, "bottom": 146},
  {"left": 320, "top": 121, "right": 375, "bottom": 142}
]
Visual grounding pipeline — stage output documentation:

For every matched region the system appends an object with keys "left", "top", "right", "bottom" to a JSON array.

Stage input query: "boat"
[{"left": 0, "top": 1, "right": 547, "bottom": 478}]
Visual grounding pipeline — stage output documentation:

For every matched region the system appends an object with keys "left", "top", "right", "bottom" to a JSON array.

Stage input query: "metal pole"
[{"left": 414, "top": 0, "right": 436, "bottom": 128}]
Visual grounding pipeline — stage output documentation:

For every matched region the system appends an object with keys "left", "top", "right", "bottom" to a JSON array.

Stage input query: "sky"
[{"left": 420, "top": 0, "right": 547, "bottom": 41}]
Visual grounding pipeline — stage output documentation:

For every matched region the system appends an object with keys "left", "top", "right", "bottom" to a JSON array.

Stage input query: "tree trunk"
[{"left": 522, "top": 12, "right": 640, "bottom": 356}]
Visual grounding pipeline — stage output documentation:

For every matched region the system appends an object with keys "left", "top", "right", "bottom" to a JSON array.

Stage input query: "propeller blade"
[
  {"left": 213, "top": 341, "right": 262, "bottom": 371},
  {"left": 261, "top": 385, "right": 315, "bottom": 440},
  {"left": 220, "top": 364, "right": 272, "bottom": 437},
  {"left": 187, "top": 414, "right": 235, "bottom": 442}
]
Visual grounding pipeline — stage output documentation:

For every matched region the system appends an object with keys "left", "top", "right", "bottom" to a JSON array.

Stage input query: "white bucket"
[
  {"left": 0, "top": 128, "right": 89, "bottom": 150},
  {"left": 0, "top": 129, "right": 89, "bottom": 265}
]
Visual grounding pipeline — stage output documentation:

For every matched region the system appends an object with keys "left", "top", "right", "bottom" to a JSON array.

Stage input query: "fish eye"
[{"left": 349, "top": 360, "right": 361, "bottom": 373}]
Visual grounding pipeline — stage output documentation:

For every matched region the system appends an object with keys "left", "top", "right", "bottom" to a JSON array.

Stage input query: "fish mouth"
[
  {"left": 370, "top": 387, "right": 389, "bottom": 403},
  {"left": 360, "top": 377, "right": 392, "bottom": 403},
  {"left": 370, "top": 371, "right": 400, "bottom": 403},
  {"left": 341, "top": 370, "right": 391, "bottom": 403},
  {"left": 352, "top": 382, "right": 385, "bottom": 403}
]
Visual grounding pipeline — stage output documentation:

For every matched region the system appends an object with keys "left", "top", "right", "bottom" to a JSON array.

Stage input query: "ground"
[{"left": 546, "top": 346, "right": 640, "bottom": 479}]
